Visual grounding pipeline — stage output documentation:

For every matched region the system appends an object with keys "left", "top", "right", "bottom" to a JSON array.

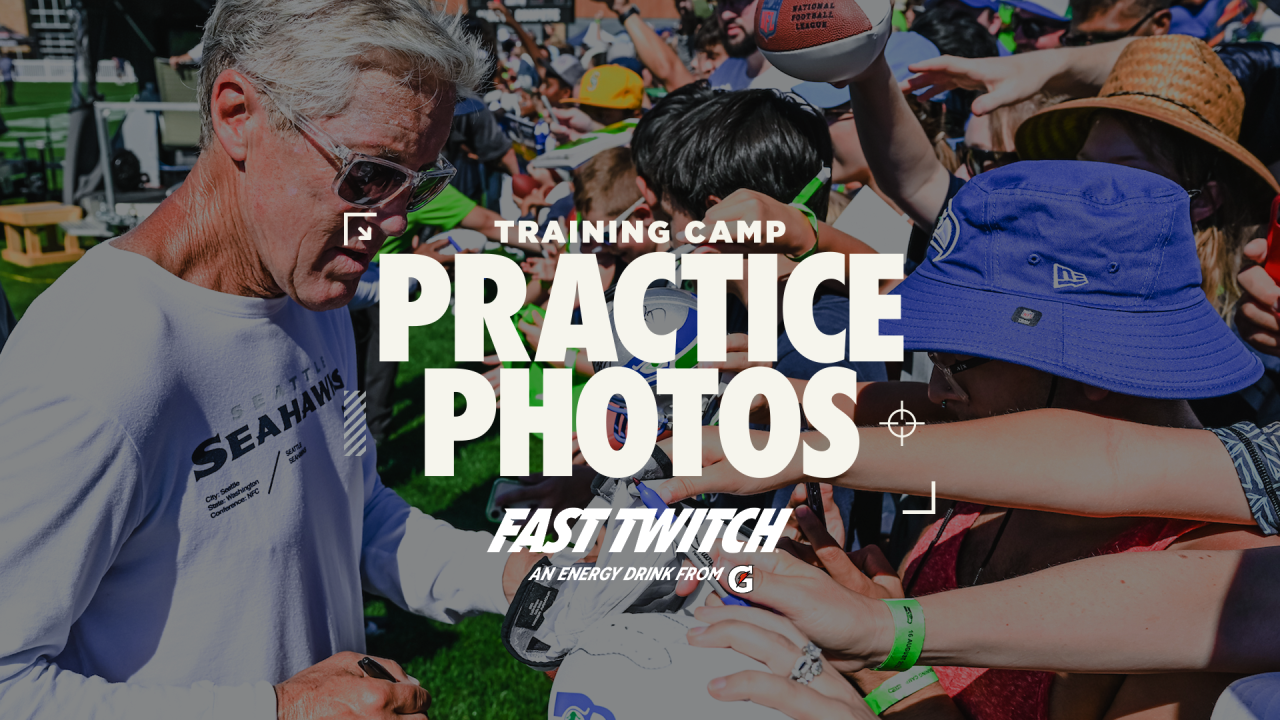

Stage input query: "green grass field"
[
  {"left": 0, "top": 83, "right": 551, "bottom": 719},
  {"left": 0, "top": 82, "right": 139, "bottom": 164}
]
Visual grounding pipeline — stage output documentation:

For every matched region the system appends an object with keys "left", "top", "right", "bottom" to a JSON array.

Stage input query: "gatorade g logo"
[
  {"left": 930, "top": 201, "right": 959, "bottom": 263},
  {"left": 759, "top": 0, "right": 782, "bottom": 38},
  {"left": 554, "top": 692, "right": 616, "bottom": 720}
]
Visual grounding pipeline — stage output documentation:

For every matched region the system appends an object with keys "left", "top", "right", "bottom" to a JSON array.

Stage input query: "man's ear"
[
  {"left": 630, "top": 203, "right": 653, "bottom": 222},
  {"left": 636, "top": 175, "right": 660, "bottom": 207},
  {"left": 1149, "top": 8, "right": 1173, "bottom": 34},
  {"left": 1190, "top": 180, "right": 1223, "bottom": 224},
  {"left": 210, "top": 69, "right": 259, "bottom": 164}
]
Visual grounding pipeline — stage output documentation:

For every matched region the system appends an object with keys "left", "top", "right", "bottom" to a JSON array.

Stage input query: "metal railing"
[{"left": 10, "top": 58, "right": 137, "bottom": 84}]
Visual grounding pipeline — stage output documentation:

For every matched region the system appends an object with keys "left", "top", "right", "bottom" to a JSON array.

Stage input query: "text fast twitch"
[
  {"left": 488, "top": 506, "right": 793, "bottom": 554},
  {"left": 380, "top": 250, "right": 904, "bottom": 481}
]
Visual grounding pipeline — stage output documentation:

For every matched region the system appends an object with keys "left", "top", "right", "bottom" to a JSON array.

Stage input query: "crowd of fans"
[{"left": 375, "top": 0, "right": 1280, "bottom": 717}]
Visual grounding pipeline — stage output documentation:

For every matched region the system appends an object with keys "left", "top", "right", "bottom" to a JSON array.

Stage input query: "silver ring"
[{"left": 789, "top": 642, "right": 823, "bottom": 685}]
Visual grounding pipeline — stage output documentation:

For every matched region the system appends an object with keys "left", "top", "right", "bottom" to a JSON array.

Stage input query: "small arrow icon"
[{"left": 343, "top": 212, "right": 377, "bottom": 246}]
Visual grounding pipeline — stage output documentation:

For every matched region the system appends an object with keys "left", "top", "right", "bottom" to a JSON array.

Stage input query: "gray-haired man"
[{"left": 0, "top": 2, "right": 537, "bottom": 719}]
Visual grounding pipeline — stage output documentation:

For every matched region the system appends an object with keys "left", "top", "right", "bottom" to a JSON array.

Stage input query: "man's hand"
[
  {"left": 688, "top": 613, "right": 876, "bottom": 719},
  {"left": 503, "top": 550, "right": 548, "bottom": 604},
  {"left": 609, "top": 0, "right": 638, "bottom": 15},
  {"left": 275, "top": 651, "right": 429, "bottom": 720},
  {"left": 411, "top": 236, "right": 460, "bottom": 265},
  {"left": 516, "top": 187, "right": 549, "bottom": 218},
  {"left": 901, "top": 41, "right": 1132, "bottom": 116},
  {"left": 548, "top": 105, "right": 597, "bottom": 135},
  {"left": 697, "top": 333, "right": 775, "bottom": 374},
  {"left": 654, "top": 427, "right": 806, "bottom": 504},
  {"left": 516, "top": 307, "right": 546, "bottom": 351},
  {"left": 520, "top": 256, "right": 557, "bottom": 306},
  {"left": 777, "top": 483, "right": 846, "bottom": 548},
  {"left": 700, "top": 189, "right": 814, "bottom": 256},
  {"left": 781, "top": 503, "right": 903, "bottom": 600},
  {"left": 1236, "top": 237, "right": 1280, "bottom": 357},
  {"left": 698, "top": 549, "right": 893, "bottom": 675},
  {"left": 487, "top": 0, "right": 516, "bottom": 22},
  {"left": 898, "top": 55, "right": 1036, "bottom": 113},
  {"left": 495, "top": 466, "right": 597, "bottom": 520}
]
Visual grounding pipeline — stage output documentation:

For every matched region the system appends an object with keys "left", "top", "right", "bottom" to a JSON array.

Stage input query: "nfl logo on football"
[
  {"left": 759, "top": 0, "right": 782, "bottom": 38},
  {"left": 760, "top": 9, "right": 777, "bottom": 34}
]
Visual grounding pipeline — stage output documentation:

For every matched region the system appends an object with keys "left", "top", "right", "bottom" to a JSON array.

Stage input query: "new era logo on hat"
[
  {"left": 1052, "top": 263, "right": 1087, "bottom": 289},
  {"left": 883, "top": 161, "right": 1262, "bottom": 399}
]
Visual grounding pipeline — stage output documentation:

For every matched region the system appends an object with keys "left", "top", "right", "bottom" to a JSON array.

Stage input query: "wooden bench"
[{"left": 0, "top": 202, "right": 85, "bottom": 267}]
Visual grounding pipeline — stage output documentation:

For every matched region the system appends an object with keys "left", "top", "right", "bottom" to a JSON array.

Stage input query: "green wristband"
[
  {"left": 874, "top": 598, "right": 925, "bottom": 672},
  {"left": 864, "top": 666, "right": 939, "bottom": 715},
  {"left": 785, "top": 201, "right": 820, "bottom": 261}
]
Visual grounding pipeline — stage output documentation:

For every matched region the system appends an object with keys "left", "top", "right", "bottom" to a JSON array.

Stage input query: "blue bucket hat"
[{"left": 881, "top": 161, "right": 1262, "bottom": 399}]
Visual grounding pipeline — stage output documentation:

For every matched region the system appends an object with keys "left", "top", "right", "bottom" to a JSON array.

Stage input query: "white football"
[
  {"left": 547, "top": 613, "right": 789, "bottom": 720},
  {"left": 755, "top": 0, "right": 894, "bottom": 83}
]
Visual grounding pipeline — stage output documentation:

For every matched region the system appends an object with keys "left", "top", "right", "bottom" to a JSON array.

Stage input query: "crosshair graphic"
[{"left": 880, "top": 401, "right": 923, "bottom": 446}]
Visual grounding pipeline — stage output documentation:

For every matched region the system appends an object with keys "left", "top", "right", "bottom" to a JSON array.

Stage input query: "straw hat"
[{"left": 1016, "top": 35, "right": 1280, "bottom": 197}]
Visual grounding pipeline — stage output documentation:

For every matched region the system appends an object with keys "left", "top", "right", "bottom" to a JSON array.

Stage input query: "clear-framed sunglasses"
[
  {"left": 254, "top": 80, "right": 456, "bottom": 212},
  {"left": 927, "top": 352, "right": 993, "bottom": 403}
]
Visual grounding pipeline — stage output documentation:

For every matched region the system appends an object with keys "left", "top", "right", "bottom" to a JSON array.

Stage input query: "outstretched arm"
[
  {"left": 847, "top": 55, "right": 952, "bottom": 234},
  {"left": 903, "top": 38, "right": 1137, "bottom": 116},
  {"left": 916, "top": 547, "right": 1278, "bottom": 674},
  {"left": 706, "top": 545, "right": 1280, "bottom": 675},
  {"left": 489, "top": 1, "right": 545, "bottom": 71},
  {"left": 609, "top": 0, "right": 697, "bottom": 91},
  {"left": 657, "top": 410, "right": 1257, "bottom": 528}
]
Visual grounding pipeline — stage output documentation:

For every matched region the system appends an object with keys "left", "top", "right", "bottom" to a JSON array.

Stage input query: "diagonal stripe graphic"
[{"left": 343, "top": 390, "right": 369, "bottom": 456}]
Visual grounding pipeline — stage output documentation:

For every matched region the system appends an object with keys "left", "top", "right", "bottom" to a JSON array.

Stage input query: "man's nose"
[
  {"left": 375, "top": 195, "right": 410, "bottom": 238},
  {"left": 378, "top": 213, "right": 408, "bottom": 239},
  {"left": 927, "top": 368, "right": 963, "bottom": 406}
]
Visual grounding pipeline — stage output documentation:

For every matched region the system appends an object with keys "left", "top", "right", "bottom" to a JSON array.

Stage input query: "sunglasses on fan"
[{"left": 1061, "top": 7, "right": 1163, "bottom": 46}]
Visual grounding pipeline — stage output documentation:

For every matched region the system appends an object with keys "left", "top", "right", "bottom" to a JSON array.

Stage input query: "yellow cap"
[{"left": 568, "top": 65, "right": 644, "bottom": 110}]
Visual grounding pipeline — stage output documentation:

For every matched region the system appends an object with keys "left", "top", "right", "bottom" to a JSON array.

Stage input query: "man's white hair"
[{"left": 197, "top": 0, "right": 488, "bottom": 148}]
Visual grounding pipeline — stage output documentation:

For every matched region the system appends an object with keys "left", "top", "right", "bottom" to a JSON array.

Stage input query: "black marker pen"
[{"left": 358, "top": 656, "right": 397, "bottom": 683}]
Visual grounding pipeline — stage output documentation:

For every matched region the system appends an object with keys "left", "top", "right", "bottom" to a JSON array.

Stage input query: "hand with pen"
[{"left": 274, "top": 651, "right": 429, "bottom": 720}]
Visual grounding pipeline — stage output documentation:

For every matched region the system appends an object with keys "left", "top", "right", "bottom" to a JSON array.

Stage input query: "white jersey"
[{"left": 0, "top": 242, "right": 507, "bottom": 720}]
